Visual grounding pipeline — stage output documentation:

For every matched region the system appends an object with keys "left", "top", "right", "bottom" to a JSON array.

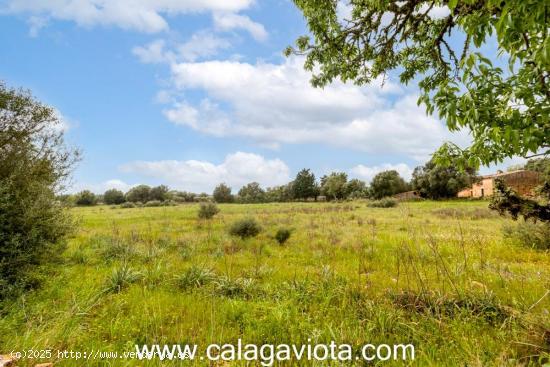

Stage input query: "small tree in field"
[
  {"left": 198, "top": 202, "right": 220, "bottom": 220},
  {"left": 125, "top": 185, "right": 151, "bottom": 203},
  {"left": 1, "top": 82, "right": 78, "bottom": 297},
  {"left": 75, "top": 190, "right": 97, "bottom": 206},
  {"left": 293, "top": 169, "right": 318, "bottom": 201},
  {"left": 149, "top": 185, "right": 170, "bottom": 202},
  {"left": 412, "top": 159, "right": 477, "bottom": 199},
  {"left": 320, "top": 172, "right": 348, "bottom": 201},
  {"left": 103, "top": 189, "right": 125, "bottom": 205},
  {"left": 369, "top": 170, "right": 409, "bottom": 199},
  {"left": 213, "top": 183, "right": 234, "bottom": 203},
  {"left": 238, "top": 182, "right": 266, "bottom": 203}
]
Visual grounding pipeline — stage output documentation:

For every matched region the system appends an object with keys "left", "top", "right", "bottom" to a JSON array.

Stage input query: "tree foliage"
[
  {"left": 412, "top": 158, "right": 477, "bottom": 199},
  {"left": 369, "top": 170, "right": 409, "bottom": 199},
  {"left": 125, "top": 185, "right": 151, "bottom": 203},
  {"left": 490, "top": 179, "right": 550, "bottom": 222},
  {"left": 320, "top": 172, "right": 348, "bottom": 200},
  {"left": 292, "top": 169, "right": 319, "bottom": 200},
  {"left": 213, "top": 183, "right": 234, "bottom": 203},
  {"left": 75, "top": 190, "right": 97, "bottom": 206},
  {"left": 149, "top": 185, "right": 169, "bottom": 202},
  {"left": 238, "top": 182, "right": 266, "bottom": 203},
  {"left": 287, "top": 0, "right": 550, "bottom": 168},
  {"left": 0, "top": 82, "right": 78, "bottom": 296},
  {"left": 103, "top": 189, "right": 126, "bottom": 205}
]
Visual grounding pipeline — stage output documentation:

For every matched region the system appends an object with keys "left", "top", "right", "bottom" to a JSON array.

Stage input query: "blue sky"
[{"left": 0, "top": 0, "right": 519, "bottom": 193}]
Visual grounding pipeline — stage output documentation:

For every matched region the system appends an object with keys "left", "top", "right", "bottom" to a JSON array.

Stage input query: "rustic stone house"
[{"left": 457, "top": 170, "right": 541, "bottom": 198}]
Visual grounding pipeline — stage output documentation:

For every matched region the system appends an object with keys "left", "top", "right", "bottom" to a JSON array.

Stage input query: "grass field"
[{"left": 1, "top": 200, "right": 549, "bottom": 366}]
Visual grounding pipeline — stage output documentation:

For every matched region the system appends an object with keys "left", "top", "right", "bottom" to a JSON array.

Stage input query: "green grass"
[{"left": 1, "top": 200, "right": 549, "bottom": 366}]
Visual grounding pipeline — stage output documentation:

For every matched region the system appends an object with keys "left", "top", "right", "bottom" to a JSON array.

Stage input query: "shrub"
[
  {"left": 369, "top": 170, "right": 409, "bottom": 199},
  {"left": 198, "top": 202, "right": 220, "bottom": 219},
  {"left": 274, "top": 228, "right": 291, "bottom": 245},
  {"left": 120, "top": 202, "right": 136, "bottom": 209},
  {"left": 0, "top": 82, "right": 77, "bottom": 297},
  {"left": 367, "top": 198, "right": 398, "bottom": 208},
  {"left": 125, "top": 185, "right": 151, "bottom": 203},
  {"left": 105, "top": 264, "right": 141, "bottom": 293},
  {"left": 176, "top": 266, "right": 216, "bottom": 290},
  {"left": 213, "top": 183, "right": 234, "bottom": 203},
  {"left": 214, "top": 277, "right": 258, "bottom": 298},
  {"left": 144, "top": 200, "right": 162, "bottom": 207},
  {"left": 103, "top": 189, "right": 125, "bottom": 205},
  {"left": 75, "top": 190, "right": 97, "bottom": 206},
  {"left": 229, "top": 218, "right": 261, "bottom": 239},
  {"left": 503, "top": 221, "right": 550, "bottom": 250}
]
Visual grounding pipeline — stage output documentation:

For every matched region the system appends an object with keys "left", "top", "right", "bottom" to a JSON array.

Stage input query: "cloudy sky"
[{"left": 0, "top": 0, "right": 519, "bottom": 193}]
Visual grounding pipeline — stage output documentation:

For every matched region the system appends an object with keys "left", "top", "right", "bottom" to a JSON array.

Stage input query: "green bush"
[
  {"left": 198, "top": 202, "right": 219, "bottom": 219},
  {"left": 0, "top": 83, "right": 77, "bottom": 298},
  {"left": 503, "top": 221, "right": 550, "bottom": 250},
  {"left": 275, "top": 228, "right": 291, "bottom": 245},
  {"left": 144, "top": 200, "right": 162, "bottom": 207},
  {"left": 367, "top": 198, "right": 398, "bottom": 208},
  {"left": 229, "top": 218, "right": 261, "bottom": 239},
  {"left": 103, "top": 189, "right": 125, "bottom": 205},
  {"left": 75, "top": 190, "right": 97, "bottom": 206},
  {"left": 120, "top": 202, "right": 136, "bottom": 209}
]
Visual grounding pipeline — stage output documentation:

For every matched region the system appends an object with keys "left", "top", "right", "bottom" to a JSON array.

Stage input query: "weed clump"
[
  {"left": 274, "top": 228, "right": 291, "bottom": 245},
  {"left": 214, "top": 277, "right": 259, "bottom": 298},
  {"left": 229, "top": 218, "right": 261, "bottom": 239},
  {"left": 198, "top": 202, "right": 220, "bottom": 219},
  {"left": 391, "top": 290, "right": 511, "bottom": 325},
  {"left": 105, "top": 264, "right": 141, "bottom": 293},
  {"left": 503, "top": 221, "right": 550, "bottom": 250},
  {"left": 368, "top": 198, "right": 398, "bottom": 208},
  {"left": 176, "top": 266, "right": 216, "bottom": 290}
]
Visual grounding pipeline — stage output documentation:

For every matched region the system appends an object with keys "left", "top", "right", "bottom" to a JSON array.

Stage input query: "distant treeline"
[{"left": 64, "top": 157, "right": 496, "bottom": 206}]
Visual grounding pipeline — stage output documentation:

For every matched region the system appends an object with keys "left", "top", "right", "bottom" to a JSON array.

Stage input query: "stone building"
[{"left": 457, "top": 170, "right": 541, "bottom": 198}]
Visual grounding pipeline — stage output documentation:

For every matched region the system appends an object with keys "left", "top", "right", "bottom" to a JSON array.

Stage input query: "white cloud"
[
  {"left": 133, "top": 32, "right": 231, "bottom": 64},
  {"left": 351, "top": 163, "right": 414, "bottom": 183},
  {"left": 2, "top": 0, "right": 255, "bottom": 33},
  {"left": 69, "top": 178, "right": 134, "bottom": 194},
  {"left": 164, "top": 57, "right": 469, "bottom": 160},
  {"left": 120, "top": 151, "right": 290, "bottom": 192},
  {"left": 132, "top": 39, "right": 174, "bottom": 63},
  {"left": 177, "top": 31, "right": 232, "bottom": 61},
  {"left": 213, "top": 12, "right": 268, "bottom": 41}
]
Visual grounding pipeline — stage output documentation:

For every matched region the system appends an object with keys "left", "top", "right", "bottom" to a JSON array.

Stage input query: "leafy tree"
[
  {"left": 490, "top": 180, "right": 550, "bottom": 222},
  {"left": 369, "top": 170, "right": 409, "bottom": 199},
  {"left": 412, "top": 159, "right": 477, "bottom": 199},
  {"left": 103, "top": 189, "right": 126, "bottom": 205},
  {"left": 125, "top": 185, "right": 151, "bottom": 203},
  {"left": 213, "top": 183, "right": 234, "bottom": 203},
  {"left": 345, "top": 178, "right": 367, "bottom": 199},
  {"left": 149, "top": 185, "right": 169, "bottom": 202},
  {"left": 292, "top": 169, "right": 319, "bottom": 200},
  {"left": 171, "top": 190, "right": 195, "bottom": 203},
  {"left": 1, "top": 82, "right": 78, "bottom": 296},
  {"left": 320, "top": 172, "right": 348, "bottom": 200},
  {"left": 287, "top": 0, "right": 549, "bottom": 168},
  {"left": 524, "top": 157, "right": 550, "bottom": 182},
  {"left": 238, "top": 182, "right": 266, "bottom": 203},
  {"left": 265, "top": 183, "right": 294, "bottom": 202},
  {"left": 75, "top": 190, "right": 97, "bottom": 206}
]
